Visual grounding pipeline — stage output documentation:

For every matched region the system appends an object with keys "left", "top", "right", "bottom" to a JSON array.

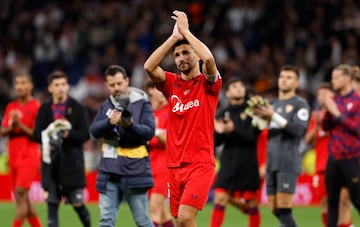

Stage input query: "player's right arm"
[
  {"left": 0, "top": 105, "right": 14, "bottom": 136},
  {"left": 304, "top": 114, "right": 317, "bottom": 145},
  {"left": 144, "top": 23, "right": 183, "bottom": 84},
  {"left": 0, "top": 125, "right": 13, "bottom": 136}
]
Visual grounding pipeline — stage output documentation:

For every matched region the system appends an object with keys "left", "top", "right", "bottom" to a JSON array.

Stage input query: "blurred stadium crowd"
[{"left": 0, "top": 0, "right": 360, "bottom": 170}]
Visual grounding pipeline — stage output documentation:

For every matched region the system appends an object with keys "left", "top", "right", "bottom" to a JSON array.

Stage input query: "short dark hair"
[
  {"left": 14, "top": 72, "right": 33, "bottom": 83},
  {"left": 173, "top": 40, "right": 190, "bottom": 50},
  {"left": 280, "top": 65, "right": 299, "bottom": 78},
  {"left": 48, "top": 70, "right": 68, "bottom": 85},
  {"left": 104, "top": 65, "right": 128, "bottom": 78},
  {"left": 224, "top": 77, "right": 243, "bottom": 91}
]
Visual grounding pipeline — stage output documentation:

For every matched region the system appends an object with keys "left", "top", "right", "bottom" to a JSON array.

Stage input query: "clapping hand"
[
  {"left": 171, "top": 10, "right": 189, "bottom": 35},
  {"left": 172, "top": 22, "right": 184, "bottom": 41},
  {"left": 9, "top": 110, "right": 22, "bottom": 127},
  {"left": 323, "top": 95, "right": 341, "bottom": 117}
]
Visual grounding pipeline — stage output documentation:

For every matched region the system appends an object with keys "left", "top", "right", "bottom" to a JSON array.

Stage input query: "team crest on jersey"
[
  {"left": 285, "top": 104, "right": 293, "bottom": 113},
  {"left": 183, "top": 89, "right": 190, "bottom": 96},
  {"left": 173, "top": 82, "right": 181, "bottom": 88},
  {"left": 347, "top": 102, "right": 353, "bottom": 110}
]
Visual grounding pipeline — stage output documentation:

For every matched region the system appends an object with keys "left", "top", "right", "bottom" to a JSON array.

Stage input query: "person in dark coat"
[
  {"left": 33, "top": 70, "right": 91, "bottom": 227},
  {"left": 90, "top": 65, "right": 155, "bottom": 227},
  {"left": 210, "top": 77, "right": 261, "bottom": 227}
]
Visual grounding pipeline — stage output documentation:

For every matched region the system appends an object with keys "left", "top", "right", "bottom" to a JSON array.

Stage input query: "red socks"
[
  {"left": 338, "top": 223, "right": 353, "bottom": 227},
  {"left": 320, "top": 212, "right": 352, "bottom": 227},
  {"left": 210, "top": 204, "right": 225, "bottom": 227},
  {"left": 12, "top": 219, "right": 23, "bottom": 227},
  {"left": 12, "top": 216, "right": 42, "bottom": 227},
  {"left": 27, "top": 216, "right": 42, "bottom": 227},
  {"left": 211, "top": 204, "right": 261, "bottom": 227},
  {"left": 162, "top": 220, "right": 174, "bottom": 227},
  {"left": 153, "top": 220, "right": 174, "bottom": 227},
  {"left": 247, "top": 207, "right": 260, "bottom": 227},
  {"left": 321, "top": 212, "right": 327, "bottom": 227}
]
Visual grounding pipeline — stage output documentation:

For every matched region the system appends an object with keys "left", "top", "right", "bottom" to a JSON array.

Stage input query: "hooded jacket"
[{"left": 90, "top": 87, "right": 155, "bottom": 191}]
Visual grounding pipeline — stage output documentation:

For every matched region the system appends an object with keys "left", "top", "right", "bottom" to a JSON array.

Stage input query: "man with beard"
[
  {"left": 305, "top": 83, "right": 354, "bottom": 227},
  {"left": 210, "top": 77, "right": 261, "bottom": 227},
  {"left": 252, "top": 65, "right": 310, "bottom": 227},
  {"left": 321, "top": 64, "right": 360, "bottom": 227},
  {"left": 144, "top": 10, "right": 222, "bottom": 227},
  {"left": 90, "top": 65, "right": 155, "bottom": 227}
]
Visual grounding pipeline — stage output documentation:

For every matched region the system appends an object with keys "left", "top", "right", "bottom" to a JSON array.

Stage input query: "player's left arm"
[
  {"left": 338, "top": 101, "right": 360, "bottom": 137},
  {"left": 260, "top": 100, "right": 310, "bottom": 136},
  {"left": 15, "top": 121, "right": 34, "bottom": 137},
  {"left": 283, "top": 101, "right": 310, "bottom": 136},
  {"left": 323, "top": 95, "right": 360, "bottom": 136}
]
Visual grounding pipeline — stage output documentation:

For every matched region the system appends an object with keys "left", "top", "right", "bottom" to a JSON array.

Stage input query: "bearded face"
[{"left": 174, "top": 44, "right": 199, "bottom": 75}]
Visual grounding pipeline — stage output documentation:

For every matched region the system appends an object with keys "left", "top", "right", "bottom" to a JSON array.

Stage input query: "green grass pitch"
[{"left": 0, "top": 202, "right": 358, "bottom": 226}]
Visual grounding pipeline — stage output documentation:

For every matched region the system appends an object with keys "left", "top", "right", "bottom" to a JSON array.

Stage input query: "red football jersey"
[
  {"left": 149, "top": 104, "right": 169, "bottom": 175},
  {"left": 307, "top": 111, "right": 329, "bottom": 173},
  {"left": 156, "top": 72, "right": 222, "bottom": 167},
  {"left": 257, "top": 129, "right": 268, "bottom": 167},
  {"left": 2, "top": 98, "right": 41, "bottom": 168}
]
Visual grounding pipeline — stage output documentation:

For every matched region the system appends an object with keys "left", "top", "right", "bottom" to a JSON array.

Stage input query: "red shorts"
[
  {"left": 169, "top": 162, "right": 215, "bottom": 217},
  {"left": 148, "top": 172, "right": 169, "bottom": 197},
  {"left": 10, "top": 166, "right": 39, "bottom": 189},
  {"left": 312, "top": 173, "right": 327, "bottom": 200},
  {"left": 214, "top": 188, "right": 258, "bottom": 201}
]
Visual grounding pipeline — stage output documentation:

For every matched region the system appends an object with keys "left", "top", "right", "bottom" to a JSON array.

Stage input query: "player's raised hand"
[
  {"left": 172, "top": 22, "right": 184, "bottom": 40},
  {"left": 171, "top": 10, "right": 189, "bottom": 34}
]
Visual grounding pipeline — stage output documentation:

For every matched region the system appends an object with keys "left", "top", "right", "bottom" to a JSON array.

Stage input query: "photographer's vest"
[{"left": 99, "top": 98, "right": 151, "bottom": 176}]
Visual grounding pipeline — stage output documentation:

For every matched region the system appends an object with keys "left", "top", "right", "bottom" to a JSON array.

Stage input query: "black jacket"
[
  {"left": 214, "top": 103, "right": 261, "bottom": 190},
  {"left": 33, "top": 97, "right": 90, "bottom": 190}
]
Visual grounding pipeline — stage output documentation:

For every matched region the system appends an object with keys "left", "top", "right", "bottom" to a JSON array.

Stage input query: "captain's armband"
[{"left": 205, "top": 70, "right": 220, "bottom": 83}]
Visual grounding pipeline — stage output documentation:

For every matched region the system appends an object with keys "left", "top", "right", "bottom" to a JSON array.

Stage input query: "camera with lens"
[{"left": 114, "top": 95, "right": 132, "bottom": 123}]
